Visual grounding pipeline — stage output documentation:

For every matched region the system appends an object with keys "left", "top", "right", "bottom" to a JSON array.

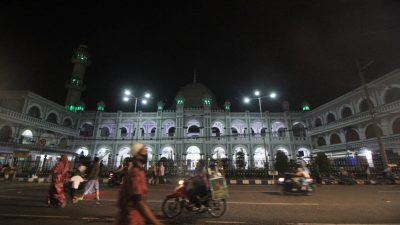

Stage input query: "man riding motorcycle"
[
  {"left": 185, "top": 159, "right": 209, "bottom": 212},
  {"left": 292, "top": 164, "right": 311, "bottom": 190}
]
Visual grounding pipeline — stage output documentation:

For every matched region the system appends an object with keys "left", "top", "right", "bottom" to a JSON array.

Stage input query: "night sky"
[{"left": 1, "top": 1, "right": 400, "bottom": 112}]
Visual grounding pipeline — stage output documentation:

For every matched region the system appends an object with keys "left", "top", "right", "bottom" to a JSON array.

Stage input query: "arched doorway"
[
  {"left": 63, "top": 118, "right": 73, "bottom": 127},
  {"left": 21, "top": 129, "right": 33, "bottom": 144},
  {"left": 161, "top": 146, "right": 174, "bottom": 160},
  {"left": 76, "top": 147, "right": 89, "bottom": 156},
  {"left": 97, "top": 147, "right": 111, "bottom": 165},
  {"left": 341, "top": 107, "right": 353, "bottom": 118},
  {"left": 234, "top": 147, "right": 248, "bottom": 169},
  {"left": 212, "top": 147, "right": 226, "bottom": 160},
  {"left": 46, "top": 113, "right": 58, "bottom": 124},
  {"left": 365, "top": 124, "right": 383, "bottom": 139},
  {"left": 186, "top": 146, "right": 201, "bottom": 170},
  {"left": 254, "top": 147, "right": 267, "bottom": 168},
  {"left": 345, "top": 129, "right": 360, "bottom": 142},
  {"left": 117, "top": 147, "right": 130, "bottom": 167}
]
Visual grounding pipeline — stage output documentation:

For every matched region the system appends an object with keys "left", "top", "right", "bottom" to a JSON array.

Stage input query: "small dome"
[{"left": 175, "top": 82, "right": 218, "bottom": 108}]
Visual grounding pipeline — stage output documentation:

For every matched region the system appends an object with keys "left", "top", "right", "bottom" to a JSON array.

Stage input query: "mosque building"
[{"left": 1, "top": 45, "right": 399, "bottom": 169}]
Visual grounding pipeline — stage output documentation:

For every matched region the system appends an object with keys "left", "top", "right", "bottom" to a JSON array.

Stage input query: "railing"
[
  {"left": 315, "top": 134, "right": 400, "bottom": 152},
  {"left": 307, "top": 100, "right": 400, "bottom": 135},
  {"left": 0, "top": 106, "right": 78, "bottom": 136}
]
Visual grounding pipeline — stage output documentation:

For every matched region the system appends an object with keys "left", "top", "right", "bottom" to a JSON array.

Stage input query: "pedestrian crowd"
[{"left": 44, "top": 143, "right": 164, "bottom": 225}]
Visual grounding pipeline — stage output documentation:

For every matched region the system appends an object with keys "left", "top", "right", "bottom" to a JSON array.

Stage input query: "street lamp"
[
  {"left": 243, "top": 90, "right": 277, "bottom": 117},
  {"left": 123, "top": 89, "right": 152, "bottom": 112}
]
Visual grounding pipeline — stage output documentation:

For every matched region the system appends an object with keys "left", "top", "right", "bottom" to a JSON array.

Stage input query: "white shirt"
[{"left": 70, "top": 175, "right": 84, "bottom": 189}]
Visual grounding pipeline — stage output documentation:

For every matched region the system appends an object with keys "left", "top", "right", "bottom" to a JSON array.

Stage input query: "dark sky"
[{"left": 1, "top": 0, "right": 400, "bottom": 112}]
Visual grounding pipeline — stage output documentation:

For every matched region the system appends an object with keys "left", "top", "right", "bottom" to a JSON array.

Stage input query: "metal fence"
[{"left": 3, "top": 155, "right": 399, "bottom": 179}]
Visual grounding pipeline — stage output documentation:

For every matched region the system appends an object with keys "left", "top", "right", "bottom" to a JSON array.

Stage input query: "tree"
[
  {"left": 314, "top": 152, "right": 332, "bottom": 176},
  {"left": 274, "top": 151, "right": 289, "bottom": 175}
]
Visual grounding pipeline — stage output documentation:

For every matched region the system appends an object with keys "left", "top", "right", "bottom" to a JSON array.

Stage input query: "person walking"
[
  {"left": 159, "top": 162, "right": 165, "bottom": 184},
  {"left": 151, "top": 163, "right": 158, "bottom": 185},
  {"left": 365, "top": 165, "right": 371, "bottom": 183},
  {"left": 47, "top": 155, "right": 69, "bottom": 208},
  {"left": 115, "top": 143, "right": 163, "bottom": 225},
  {"left": 77, "top": 157, "right": 100, "bottom": 201}
]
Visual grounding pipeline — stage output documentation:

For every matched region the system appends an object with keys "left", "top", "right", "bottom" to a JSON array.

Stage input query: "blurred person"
[
  {"left": 115, "top": 143, "right": 163, "bottom": 225},
  {"left": 76, "top": 157, "right": 101, "bottom": 201},
  {"left": 47, "top": 155, "right": 69, "bottom": 208}
]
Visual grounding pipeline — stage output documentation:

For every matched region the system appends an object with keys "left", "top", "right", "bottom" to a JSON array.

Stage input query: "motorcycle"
[
  {"left": 107, "top": 171, "right": 122, "bottom": 187},
  {"left": 277, "top": 173, "right": 315, "bottom": 195},
  {"left": 161, "top": 178, "right": 227, "bottom": 218}
]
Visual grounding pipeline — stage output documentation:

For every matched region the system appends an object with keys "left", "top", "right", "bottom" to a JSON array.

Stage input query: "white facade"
[{"left": 0, "top": 47, "right": 399, "bottom": 169}]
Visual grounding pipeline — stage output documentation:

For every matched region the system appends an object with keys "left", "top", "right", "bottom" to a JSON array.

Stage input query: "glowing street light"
[
  {"left": 254, "top": 90, "right": 260, "bottom": 96},
  {"left": 122, "top": 90, "right": 152, "bottom": 112},
  {"left": 124, "top": 90, "right": 131, "bottom": 96},
  {"left": 244, "top": 97, "right": 251, "bottom": 103},
  {"left": 243, "top": 90, "right": 278, "bottom": 117},
  {"left": 269, "top": 92, "right": 277, "bottom": 99}
]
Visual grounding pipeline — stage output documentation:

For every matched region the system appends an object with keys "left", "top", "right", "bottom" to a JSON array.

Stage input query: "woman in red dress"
[{"left": 47, "top": 155, "right": 69, "bottom": 208}]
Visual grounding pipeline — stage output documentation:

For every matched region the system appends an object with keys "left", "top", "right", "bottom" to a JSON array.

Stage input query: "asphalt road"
[{"left": 0, "top": 182, "right": 399, "bottom": 225}]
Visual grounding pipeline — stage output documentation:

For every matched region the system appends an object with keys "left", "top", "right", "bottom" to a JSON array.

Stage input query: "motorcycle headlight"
[
  {"left": 278, "top": 178, "right": 284, "bottom": 182},
  {"left": 178, "top": 180, "right": 184, "bottom": 185}
]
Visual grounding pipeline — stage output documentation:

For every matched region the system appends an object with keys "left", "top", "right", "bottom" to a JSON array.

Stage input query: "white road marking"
[
  {"left": 205, "top": 221, "right": 246, "bottom": 224},
  {"left": 0, "top": 214, "right": 70, "bottom": 219},
  {"left": 289, "top": 224, "right": 400, "bottom": 225},
  {"left": 378, "top": 190, "right": 400, "bottom": 193},
  {"left": 228, "top": 201, "right": 319, "bottom": 206}
]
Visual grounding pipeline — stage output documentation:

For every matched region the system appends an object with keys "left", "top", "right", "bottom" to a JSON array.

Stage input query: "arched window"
[
  {"left": 341, "top": 107, "right": 353, "bottom": 118},
  {"left": 0, "top": 126, "right": 12, "bottom": 142},
  {"left": 120, "top": 127, "right": 128, "bottom": 138},
  {"left": 327, "top": 113, "right": 336, "bottom": 123},
  {"left": 63, "top": 118, "right": 73, "bottom": 127},
  {"left": 27, "top": 106, "right": 41, "bottom": 118},
  {"left": 315, "top": 118, "right": 322, "bottom": 127},
  {"left": 79, "top": 123, "right": 94, "bottom": 137},
  {"left": 168, "top": 127, "right": 176, "bottom": 137},
  {"left": 365, "top": 124, "right": 383, "bottom": 139},
  {"left": 345, "top": 129, "right": 360, "bottom": 142},
  {"left": 188, "top": 125, "right": 200, "bottom": 133},
  {"left": 330, "top": 133, "right": 341, "bottom": 144},
  {"left": 292, "top": 123, "right": 306, "bottom": 137},
  {"left": 212, "top": 127, "right": 220, "bottom": 137},
  {"left": 384, "top": 87, "right": 400, "bottom": 104},
  {"left": 231, "top": 127, "right": 238, "bottom": 136},
  {"left": 277, "top": 127, "right": 286, "bottom": 137},
  {"left": 46, "top": 113, "right": 58, "bottom": 124},
  {"left": 359, "top": 99, "right": 373, "bottom": 112},
  {"left": 261, "top": 128, "right": 267, "bottom": 137},
  {"left": 100, "top": 127, "right": 110, "bottom": 137},
  {"left": 151, "top": 127, "right": 156, "bottom": 137},
  {"left": 317, "top": 137, "right": 326, "bottom": 146},
  {"left": 393, "top": 118, "right": 400, "bottom": 134}
]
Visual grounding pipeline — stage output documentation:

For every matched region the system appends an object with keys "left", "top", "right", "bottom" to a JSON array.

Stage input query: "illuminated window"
[
  {"left": 176, "top": 98, "right": 185, "bottom": 105},
  {"left": 202, "top": 98, "right": 212, "bottom": 106},
  {"left": 97, "top": 106, "right": 105, "bottom": 111}
]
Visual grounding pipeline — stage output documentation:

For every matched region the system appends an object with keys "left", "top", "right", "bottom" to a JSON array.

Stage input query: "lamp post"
[
  {"left": 123, "top": 89, "right": 151, "bottom": 113},
  {"left": 244, "top": 90, "right": 277, "bottom": 170}
]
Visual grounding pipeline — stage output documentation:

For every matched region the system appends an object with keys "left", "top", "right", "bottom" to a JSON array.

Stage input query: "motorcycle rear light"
[
  {"left": 178, "top": 180, "right": 184, "bottom": 185},
  {"left": 278, "top": 178, "right": 284, "bottom": 182}
]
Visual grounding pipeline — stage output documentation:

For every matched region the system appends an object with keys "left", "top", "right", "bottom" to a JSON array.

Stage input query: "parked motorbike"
[
  {"left": 277, "top": 173, "right": 315, "bottom": 195},
  {"left": 161, "top": 179, "right": 227, "bottom": 218}
]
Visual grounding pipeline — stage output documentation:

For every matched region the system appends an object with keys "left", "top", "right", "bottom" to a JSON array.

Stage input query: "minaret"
[{"left": 65, "top": 45, "right": 91, "bottom": 112}]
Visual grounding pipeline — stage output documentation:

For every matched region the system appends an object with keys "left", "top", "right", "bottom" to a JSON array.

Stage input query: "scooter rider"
[
  {"left": 293, "top": 164, "right": 310, "bottom": 190},
  {"left": 185, "top": 159, "right": 209, "bottom": 211}
]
